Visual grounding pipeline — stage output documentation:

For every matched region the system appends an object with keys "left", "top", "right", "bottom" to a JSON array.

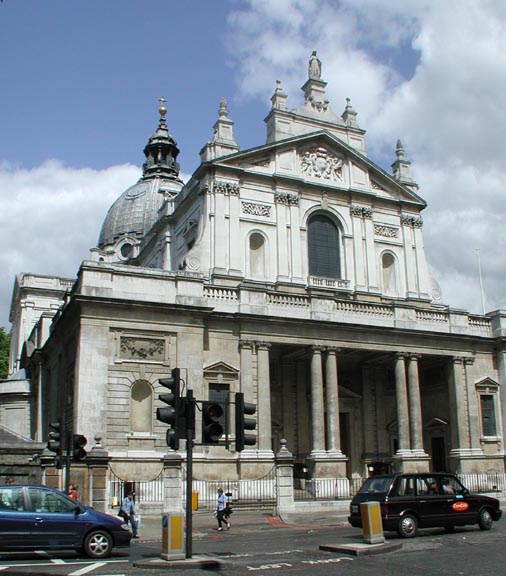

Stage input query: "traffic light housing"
[
  {"left": 157, "top": 368, "right": 183, "bottom": 450},
  {"left": 235, "top": 392, "right": 256, "bottom": 452},
  {"left": 202, "top": 402, "right": 224, "bottom": 444},
  {"left": 47, "top": 421, "right": 63, "bottom": 469},
  {"left": 72, "top": 434, "right": 88, "bottom": 462}
]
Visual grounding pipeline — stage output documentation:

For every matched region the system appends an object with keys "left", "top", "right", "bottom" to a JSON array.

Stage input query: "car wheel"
[
  {"left": 478, "top": 508, "right": 493, "bottom": 531},
  {"left": 397, "top": 513, "right": 418, "bottom": 538},
  {"left": 83, "top": 530, "right": 113, "bottom": 558}
]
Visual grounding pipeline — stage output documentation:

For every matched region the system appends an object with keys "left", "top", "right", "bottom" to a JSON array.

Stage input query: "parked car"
[
  {"left": 348, "top": 472, "right": 502, "bottom": 538},
  {"left": 0, "top": 484, "right": 132, "bottom": 558}
]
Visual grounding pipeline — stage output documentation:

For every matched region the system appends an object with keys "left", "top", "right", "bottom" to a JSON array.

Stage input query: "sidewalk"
[
  {"left": 131, "top": 508, "right": 401, "bottom": 570},
  {"left": 135, "top": 508, "right": 350, "bottom": 541}
]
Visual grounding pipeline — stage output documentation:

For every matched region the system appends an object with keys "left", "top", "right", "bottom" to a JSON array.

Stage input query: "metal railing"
[
  {"left": 294, "top": 473, "right": 506, "bottom": 502},
  {"left": 191, "top": 467, "right": 276, "bottom": 511},
  {"left": 109, "top": 469, "right": 164, "bottom": 508}
]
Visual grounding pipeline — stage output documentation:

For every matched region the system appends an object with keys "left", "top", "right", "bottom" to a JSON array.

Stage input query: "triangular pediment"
[
  {"left": 475, "top": 377, "right": 500, "bottom": 391},
  {"left": 203, "top": 362, "right": 239, "bottom": 380},
  {"left": 209, "top": 131, "right": 425, "bottom": 207}
]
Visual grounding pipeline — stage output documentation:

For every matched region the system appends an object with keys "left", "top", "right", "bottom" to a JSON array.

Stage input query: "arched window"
[
  {"left": 249, "top": 233, "right": 266, "bottom": 278},
  {"left": 130, "top": 380, "right": 153, "bottom": 433},
  {"left": 382, "top": 252, "right": 397, "bottom": 295},
  {"left": 308, "top": 214, "right": 341, "bottom": 278}
]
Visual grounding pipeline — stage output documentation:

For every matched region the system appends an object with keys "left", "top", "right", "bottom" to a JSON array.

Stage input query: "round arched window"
[{"left": 308, "top": 214, "right": 341, "bottom": 278}]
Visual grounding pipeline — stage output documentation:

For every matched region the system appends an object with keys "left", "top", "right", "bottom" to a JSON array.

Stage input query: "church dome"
[{"left": 97, "top": 100, "right": 183, "bottom": 250}]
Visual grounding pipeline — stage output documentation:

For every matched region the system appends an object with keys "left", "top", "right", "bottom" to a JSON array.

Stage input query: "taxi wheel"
[
  {"left": 478, "top": 508, "right": 493, "bottom": 531},
  {"left": 397, "top": 513, "right": 418, "bottom": 538},
  {"left": 83, "top": 530, "right": 113, "bottom": 558}
]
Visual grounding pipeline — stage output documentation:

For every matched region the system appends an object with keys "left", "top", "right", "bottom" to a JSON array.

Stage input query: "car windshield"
[{"left": 359, "top": 476, "right": 394, "bottom": 493}]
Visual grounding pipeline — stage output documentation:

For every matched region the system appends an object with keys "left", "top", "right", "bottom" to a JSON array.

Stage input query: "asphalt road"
[{"left": 0, "top": 512, "right": 504, "bottom": 575}]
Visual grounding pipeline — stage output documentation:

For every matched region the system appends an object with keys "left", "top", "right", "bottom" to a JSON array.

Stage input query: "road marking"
[
  {"left": 0, "top": 559, "right": 128, "bottom": 569},
  {"left": 246, "top": 556, "right": 353, "bottom": 570},
  {"left": 247, "top": 562, "right": 293, "bottom": 571},
  {"left": 69, "top": 562, "right": 107, "bottom": 575},
  {"left": 302, "top": 558, "right": 353, "bottom": 565}
]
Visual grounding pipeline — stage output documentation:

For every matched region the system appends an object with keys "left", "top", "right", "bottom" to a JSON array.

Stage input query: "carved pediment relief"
[{"left": 300, "top": 146, "right": 344, "bottom": 181}]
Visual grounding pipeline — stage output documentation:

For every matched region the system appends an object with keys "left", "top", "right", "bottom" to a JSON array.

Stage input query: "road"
[{"left": 0, "top": 513, "right": 504, "bottom": 575}]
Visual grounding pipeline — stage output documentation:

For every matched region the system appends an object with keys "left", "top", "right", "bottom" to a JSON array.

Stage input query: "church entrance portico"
[{"left": 261, "top": 340, "right": 479, "bottom": 479}]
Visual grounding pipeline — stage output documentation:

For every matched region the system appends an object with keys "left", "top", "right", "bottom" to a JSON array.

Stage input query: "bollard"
[
  {"left": 360, "top": 501, "right": 385, "bottom": 544},
  {"left": 161, "top": 513, "right": 185, "bottom": 560},
  {"left": 192, "top": 491, "right": 199, "bottom": 511}
]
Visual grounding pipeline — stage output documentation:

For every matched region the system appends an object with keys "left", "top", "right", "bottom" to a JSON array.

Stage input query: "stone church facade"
[{"left": 5, "top": 54, "right": 506, "bottom": 486}]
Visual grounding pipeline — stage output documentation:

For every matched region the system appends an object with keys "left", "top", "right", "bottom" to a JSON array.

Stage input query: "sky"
[{"left": 1, "top": 0, "right": 506, "bottom": 329}]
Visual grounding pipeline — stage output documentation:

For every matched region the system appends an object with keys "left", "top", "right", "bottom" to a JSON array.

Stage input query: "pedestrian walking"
[
  {"left": 216, "top": 487, "right": 230, "bottom": 531},
  {"left": 121, "top": 492, "right": 139, "bottom": 538},
  {"left": 68, "top": 483, "right": 79, "bottom": 500}
]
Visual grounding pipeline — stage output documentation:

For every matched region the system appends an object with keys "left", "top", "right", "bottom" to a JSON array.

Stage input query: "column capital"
[
  {"left": 239, "top": 339, "right": 255, "bottom": 350},
  {"left": 407, "top": 353, "right": 422, "bottom": 360},
  {"left": 255, "top": 341, "right": 271, "bottom": 351},
  {"left": 325, "top": 346, "right": 341, "bottom": 355},
  {"left": 311, "top": 345, "right": 325, "bottom": 354},
  {"left": 395, "top": 352, "right": 408, "bottom": 360}
]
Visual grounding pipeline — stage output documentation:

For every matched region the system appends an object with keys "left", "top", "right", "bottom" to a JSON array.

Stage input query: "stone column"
[
  {"left": 87, "top": 436, "right": 111, "bottom": 513},
  {"left": 325, "top": 347, "right": 342, "bottom": 455},
  {"left": 256, "top": 342, "right": 273, "bottom": 453},
  {"left": 239, "top": 339, "right": 254, "bottom": 398},
  {"left": 295, "top": 359, "right": 310, "bottom": 456},
  {"left": 407, "top": 354, "right": 425, "bottom": 454},
  {"left": 162, "top": 453, "right": 183, "bottom": 513},
  {"left": 449, "top": 357, "right": 470, "bottom": 451},
  {"left": 310, "top": 346, "right": 326, "bottom": 456},
  {"left": 274, "top": 438, "right": 295, "bottom": 518},
  {"left": 394, "top": 353, "right": 411, "bottom": 453}
]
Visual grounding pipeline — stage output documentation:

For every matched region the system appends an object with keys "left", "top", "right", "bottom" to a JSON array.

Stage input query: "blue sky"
[{"left": 1, "top": 0, "right": 506, "bottom": 328}]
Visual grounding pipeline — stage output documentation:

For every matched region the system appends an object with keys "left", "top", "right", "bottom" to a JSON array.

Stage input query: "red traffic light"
[{"left": 202, "top": 402, "right": 224, "bottom": 443}]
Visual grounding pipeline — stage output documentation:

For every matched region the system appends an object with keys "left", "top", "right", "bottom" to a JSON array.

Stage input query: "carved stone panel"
[{"left": 120, "top": 337, "right": 165, "bottom": 361}]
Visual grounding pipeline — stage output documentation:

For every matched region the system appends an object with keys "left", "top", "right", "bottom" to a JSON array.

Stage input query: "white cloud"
[
  {"left": 0, "top": 161, "right": 141, "bottom": 327},
  {"left": 227, "top": 0, "right": 506, "bottom": 314}
]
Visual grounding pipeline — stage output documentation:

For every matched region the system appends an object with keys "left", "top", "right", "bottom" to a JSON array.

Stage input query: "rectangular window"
[{"left": 480, "top": 394, "right": 497, "bottom": 436}]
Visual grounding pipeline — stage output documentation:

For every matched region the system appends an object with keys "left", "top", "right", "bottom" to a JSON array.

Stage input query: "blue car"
[{"left": 0, "top": 484, "right": 132, "bottom": 558}]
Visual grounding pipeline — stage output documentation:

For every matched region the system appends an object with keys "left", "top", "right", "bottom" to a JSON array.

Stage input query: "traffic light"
[
  {"left": 202, "top": 402, "right": 224, "bottom": 444},
  {"left": 47, "top": 421, "right": 63, "bottom": 469},
  {"left": 72, "top": 434, "right": 88, "bottom": 462},
  {"left": 235, "top": 392, "right": 257, "bottom": 452},
  {"left": 157, "top": 368, "right": 183, "bottom": 450}
]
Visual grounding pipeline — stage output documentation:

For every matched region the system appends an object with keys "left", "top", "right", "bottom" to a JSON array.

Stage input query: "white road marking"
[
  {"left": 69, "top": 562, "right": 107, "bottom": 575},
  {"left": 0, "top": 559, "right": 127, "bottom": 569}
]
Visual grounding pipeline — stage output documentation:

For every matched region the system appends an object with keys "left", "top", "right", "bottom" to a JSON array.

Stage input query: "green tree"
[{"left": 0, "top": 327, "right": 10, "bottom": 379}]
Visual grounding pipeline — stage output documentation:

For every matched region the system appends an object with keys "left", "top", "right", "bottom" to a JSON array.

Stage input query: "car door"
[
  {"left": 0, "top": 486, "right": 32, "bottom": 549},
  {"left": 438, "top": 475, "right": 476, "bottom": 525},
  {"left": 28, "top": 487, "right": 84, "bottom": 548},
  {"left": 414, "top": 475, "right": 449, "bottom": 527}
]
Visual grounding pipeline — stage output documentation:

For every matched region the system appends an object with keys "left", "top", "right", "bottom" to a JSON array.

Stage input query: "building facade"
[{"left": 5, "top": 54, "right": 506, "bottom": 487}]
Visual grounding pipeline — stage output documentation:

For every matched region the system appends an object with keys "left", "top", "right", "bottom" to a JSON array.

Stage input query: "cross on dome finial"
[{"left": 158, "top": 97, "right": 167, "bottom": 117}]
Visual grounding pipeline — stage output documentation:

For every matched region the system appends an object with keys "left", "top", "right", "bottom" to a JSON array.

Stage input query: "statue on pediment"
[{"left": 308, "top": 51, "right": 322, "bottom": 79}]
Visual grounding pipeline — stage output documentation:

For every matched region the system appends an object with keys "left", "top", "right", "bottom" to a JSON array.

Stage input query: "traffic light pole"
[
  {"left": 65, "top": 429, "right": 71, "bottom": 494},
  {"left": 185, "top": 389, "right": 195, "bottom": 559}
]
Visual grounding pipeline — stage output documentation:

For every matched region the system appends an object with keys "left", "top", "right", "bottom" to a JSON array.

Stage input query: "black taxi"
[{"left": 348, "top": 472, "right": 502, "bottom": 537}]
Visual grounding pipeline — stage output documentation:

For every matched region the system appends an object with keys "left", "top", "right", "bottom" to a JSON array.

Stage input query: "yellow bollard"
[
  {"left": 192, "top": 491, "right": 199, "bottom": 511},
  {"left": 360, "top": 501, "right": 385, "bottom": 544},
  {"left": 161, "top": 513, "right": 185, "bottom": 560}
]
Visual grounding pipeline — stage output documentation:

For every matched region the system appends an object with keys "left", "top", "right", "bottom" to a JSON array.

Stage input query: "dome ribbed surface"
[{"left": 98, "top": 177, "right": 169, "bottom": 248}]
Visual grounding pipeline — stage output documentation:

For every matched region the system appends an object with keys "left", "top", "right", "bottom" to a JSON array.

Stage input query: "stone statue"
[{"left": 308, "top": 50, "right": 321, "bottom": 79}]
